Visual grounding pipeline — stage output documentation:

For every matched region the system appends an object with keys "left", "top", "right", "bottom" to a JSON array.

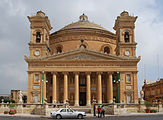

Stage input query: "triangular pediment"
[{"left": 42, "top": 49, "right": 125, "bottom": 61}]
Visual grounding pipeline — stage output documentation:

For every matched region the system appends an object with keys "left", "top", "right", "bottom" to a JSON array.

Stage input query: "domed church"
[{"left": 25, "top": 11, "right": 140, "bottom": 106}]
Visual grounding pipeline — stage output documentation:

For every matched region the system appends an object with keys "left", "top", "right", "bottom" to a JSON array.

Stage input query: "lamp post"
[
  {"left": 42, "top": 71, "right": 44, "bottom": 104},
  {"left": 117, "top": 72, "right": 120, "bottom": 103}
]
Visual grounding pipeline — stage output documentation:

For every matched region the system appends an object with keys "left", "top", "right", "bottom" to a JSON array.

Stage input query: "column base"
[
  {"left": 97, "top": 100, "right": 102, "bottom": 104},
  {"left": 74, "top": 104, "right": 79, "bottom": 106},
  {"left": 86, "top": 104, "right": 91, "bottom": 107},
  {"left": 107, "top": 100, "right": 113, "bottom": 103},
  {"left": 74, "top": 101, "right": 79, "bottom": 106},
  {"left": 63, "top": 100, "right": 67, "bottom": 104},
  {"left": 86, "top": 101, "right": 91, "bottom": 106}
]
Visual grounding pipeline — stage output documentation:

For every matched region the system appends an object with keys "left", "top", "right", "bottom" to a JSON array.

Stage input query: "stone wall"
[
  {"left": 92, "top": 103, "right": 163, "bottom": 115},
  {"left": 0, "top": 103, "right": 163, "bottom": 115}
]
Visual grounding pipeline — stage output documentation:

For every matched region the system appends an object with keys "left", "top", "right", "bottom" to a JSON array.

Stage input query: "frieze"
[{"left": 29, "top": 61, "right": 137, "bottom": 67}]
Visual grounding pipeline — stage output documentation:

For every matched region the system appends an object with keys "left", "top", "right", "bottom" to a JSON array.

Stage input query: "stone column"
[
  {"left": 27, "top": 72, "right": 32, "bottom": 103},
  {"left": 133, "top": 72, "right": 138, "bottom": 103},
  {"left": 86, "top": 72, "right": 91, "bottom": 106},
  {"left": 52, "top": 72, "right": 57, "bottom": 103},
  {"left": 64, "top": 72, "right": 68, "bottom": 104},
  {"left": 97, "top": 72, "right": 102, "bottom": 104},
  {"left": 44, "top": 72, "right": 46, "bottom": 102},
  {"left": 40, "top": 73, "right": 43, "bottom": 104},
  {"left": 119, "top": 72, "right": 125, "bottom": 103},
  {"left": 74, "top": 72, "right": 79, "bottom": 106},
  {"left": 107, "top": 72, "right": 113, "bottom": 103}
]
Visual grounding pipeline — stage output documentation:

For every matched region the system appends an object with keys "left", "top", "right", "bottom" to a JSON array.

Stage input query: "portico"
[{"left": 45, "top": 71, "right": 114, "bottom": 106}]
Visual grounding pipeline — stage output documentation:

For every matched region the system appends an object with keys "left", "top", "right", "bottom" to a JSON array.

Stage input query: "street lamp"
[
  {"left": 42, "top": 71, "right": 44, "bottom": 104},
  {"left": 117, "top": 72, "right": 120, "bottom": 103}
]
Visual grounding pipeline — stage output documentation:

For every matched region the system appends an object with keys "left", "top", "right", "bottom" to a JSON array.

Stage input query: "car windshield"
[
  {"left": 60, "top": 109, "right": 67, "bottom": 112},
  {"left": 70, "top": 108, "right": 75, "bottom": 112},
  {"left": 55, "top": 109, "right": 61, "bottom": 112},
  {"left": 67, "top": 108, "right": 73, "bottom": 112}
]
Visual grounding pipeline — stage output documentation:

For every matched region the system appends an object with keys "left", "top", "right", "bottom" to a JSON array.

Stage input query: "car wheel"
[
  {"left": 56, "top": 114, "right": 62, "bottom": 119},
  {"left": 78, "top": 114, "right": 83, "bottom": 119}
]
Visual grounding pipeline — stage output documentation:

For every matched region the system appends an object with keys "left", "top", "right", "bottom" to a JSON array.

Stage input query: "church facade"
[{"left": 25, "top": 11, "right": 140, "bottom": 106}]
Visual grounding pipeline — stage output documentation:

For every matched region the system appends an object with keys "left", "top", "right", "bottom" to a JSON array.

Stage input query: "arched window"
[
  {"left": 80, "top": 44, "right": 86, "bottom": 49},
  {"left": 36, "top": 32, "right": 41, "bottom": 43},
  {"left": 104, "top": 46, "right": 110, "bottom": 54},
  {"left": 124, "top": 32, "right": 129, "bottom": 43},
  {"left": 56, "top": 46, "right": 62, "bottom": 53}
]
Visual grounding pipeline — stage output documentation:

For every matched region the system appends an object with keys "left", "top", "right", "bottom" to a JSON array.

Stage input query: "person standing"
[
  {"left": 97, "top": 106, "right": 101, "bottom": 118},
  {"left": 93, "top": 104, "right": 96, "bottom": 116},
  {"left": 101, "top": 105, "right": 105, "bottom": 117}
]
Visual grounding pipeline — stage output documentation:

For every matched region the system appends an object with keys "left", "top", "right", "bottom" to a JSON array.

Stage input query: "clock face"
[
  {"left": 35, "top": 51, "right": 40, "bottom": 56},
  {"left": 125, "top": 50, "right": 130, "bottom": 56}
]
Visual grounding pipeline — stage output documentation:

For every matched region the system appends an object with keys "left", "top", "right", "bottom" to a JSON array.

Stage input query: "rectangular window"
[
  {"left": 147, "top": 91, "right": 150, "bottom": 96},
  {"left": 34, "top": 86, "right": 39, "bottom": 89},
  {"left": 91, "top": 87, "right": 96, "bottom": 91},
  {"left": 34, "top": 96, "right": 38, "bottom": 103},
  {"left": 69, "top": 87, "right": 74, "bottom": 91},
  {"left": 126, "top": 74, "right": 131, "bottom": 83},
  {"left": 35, "top": 74, "right": 39, "bottom": 82},
  {"left": 127, "top": 95, "right": 132, "bottom": 103},
  {"left": 91, "top": 78, "right": 96, "bottom": 84}
]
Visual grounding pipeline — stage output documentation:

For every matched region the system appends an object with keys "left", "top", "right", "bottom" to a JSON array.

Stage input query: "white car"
[{"left": 51, "top": 108, "right": 86, "bottom": 119}]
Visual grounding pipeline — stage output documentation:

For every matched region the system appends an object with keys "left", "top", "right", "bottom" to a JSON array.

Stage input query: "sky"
[{"left": 0, "top": 0, "right": 163, "bottom": 96}]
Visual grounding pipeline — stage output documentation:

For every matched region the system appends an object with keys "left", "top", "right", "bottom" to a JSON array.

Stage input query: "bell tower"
[
  {"left": 28, "top": 11, "right": 52, "bottom": 57},
  {"left": 114, "top": 11, "right": 137, "bottom": 57}
]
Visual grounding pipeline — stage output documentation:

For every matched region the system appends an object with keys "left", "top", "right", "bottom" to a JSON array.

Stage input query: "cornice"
[
  {"left": 51, "top": 28, "right": 116, "bottom": 37},
  {"left": 49, "top": 28, "right": 117, "bottom": 44},
  {"left": 25, "top": 48, "right": 140, "bottom": 64}
]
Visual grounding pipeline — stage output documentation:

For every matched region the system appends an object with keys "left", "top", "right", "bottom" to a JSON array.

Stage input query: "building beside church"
[
  {"left": 25, "top": 11, "right": 140, "bottom": 106},
  {"left": 142, "top": 79, "right": 163, "bottom": 103}
]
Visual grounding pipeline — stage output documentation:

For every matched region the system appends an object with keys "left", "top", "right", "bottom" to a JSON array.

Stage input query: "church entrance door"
[
  {"left": 79, "top": 92, "right": 86, "bottom": 106},
  {"left": 79, "top": 73, "right": 86, "bottom": 106}
]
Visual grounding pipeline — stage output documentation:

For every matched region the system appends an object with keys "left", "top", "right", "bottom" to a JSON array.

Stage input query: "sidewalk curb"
[{"left": 0, "top": 113, "right": 163, "bottom": 118}]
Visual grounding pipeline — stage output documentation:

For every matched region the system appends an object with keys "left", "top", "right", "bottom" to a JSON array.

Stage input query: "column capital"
[
  {"left": 51, "top": 72, "right": 58, "bottom": 75},
  {"left": 73, "top": 72, "right": 80, "bottom": 75},
  {"left": 132, "top": 71, "right": 138, "bottom": 74},
  {"left": 107, "top": 72, "right": 113, "bottom": 74},
  {"left": 63, "top": 72, "right": 69, "bottom": 75},
  {"left": 86, "top": 72, "right": 91, "bottom": 75},
  {"left": 97, "top": 72, "right": 103, "bottom": 75}
]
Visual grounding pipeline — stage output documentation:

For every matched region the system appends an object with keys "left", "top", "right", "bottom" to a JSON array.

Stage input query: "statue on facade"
[
  {"left": 18, "top": 91, "right": 23, "bottom": 103},
  {"left": 140, "top": 90, "right": 144, "bottom": 101}
]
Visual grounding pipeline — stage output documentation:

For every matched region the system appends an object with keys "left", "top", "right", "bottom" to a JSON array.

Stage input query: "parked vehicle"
[{"left": 51, "top": 108, "right": 86, "bottom": 119}]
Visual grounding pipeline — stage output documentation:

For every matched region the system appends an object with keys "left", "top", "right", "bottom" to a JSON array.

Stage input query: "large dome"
[{"left": 60, "top": 14, "right": 107, "bottom": 31}]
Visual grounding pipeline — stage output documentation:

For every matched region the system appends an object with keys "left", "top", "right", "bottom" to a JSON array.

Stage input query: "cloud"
[{"left": 0, "top": 0, "right": 162, "bottom": 96}]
